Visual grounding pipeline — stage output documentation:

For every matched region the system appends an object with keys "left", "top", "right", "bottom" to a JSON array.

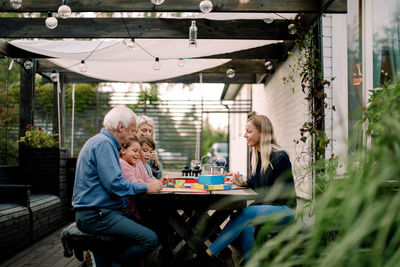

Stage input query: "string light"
[
  {"left": 288, "top": 24, "right": 297, "bottom": 35},
  {"left": 150, "top": 0, "right": 165, "bottom": 5},
  {"left": 199, "top": 0, "right": 213, "bottom": 14},
  {"left": 45, "top": 12, "right": 58, "bottom": 29},
  {"left": 264, "top": 59, "right": 273, "bottom": 71},
  {"left": 10, "top": 0, "right": 22, "bottom": 9},
  {"left": 263, "top": 14, "right": 274, "bottom": 24},
  {"left": 153, "top": 57, "right": 161, "bottom": 70},
  {"left": 50, "top": 71, "right": 59, "bottom": 82},
  {"left": 79, "top": 60, "right": 87, "bottom": 72},
  {"left": 178, "top": 58, "right": 185, "bottom": 67},
  {"left": 124, "top": 38, "right": 136, "bottom": 49},
  {"left": 189, "top": 20, "right": 198, "bottom": 48},
  {"left": 226, "top": 67, "right": 235, "bottom": 79},
  {"left": 58, "top": 0, "right": 72, "bottom": 19},
  {"left": 24, "top": 60, "right": 33, "bottom": 70}
]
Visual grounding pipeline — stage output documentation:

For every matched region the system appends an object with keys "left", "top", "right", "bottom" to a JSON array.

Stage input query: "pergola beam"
[
  {"left": 0, "top": 18, "right": 294, "bottom": 39},
  {"left": 0, "top": 0, "right": 347, "bottom": 13}
]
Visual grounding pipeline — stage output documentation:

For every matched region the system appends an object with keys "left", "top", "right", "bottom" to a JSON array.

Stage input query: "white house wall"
[
  {"left": 251, "top": 49, "right": 312, "bottom": 200},
  {"left": 229, "top": 85, "right": 251, "bottom": 177}
]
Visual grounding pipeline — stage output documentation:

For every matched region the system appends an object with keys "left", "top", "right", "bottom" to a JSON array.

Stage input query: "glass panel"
[
  {"left": 372, "top": 0, "right": 400, "bottom": 87},
  {"left": 347, "top": 0, "right": 363, "bottom": 151}
]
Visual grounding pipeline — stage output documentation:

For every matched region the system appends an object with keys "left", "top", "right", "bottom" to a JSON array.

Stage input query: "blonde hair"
[
  {"left": 248, "top": 115, "right": 281, "bottom": 175},
  {"left": 137, "top": 115, "right": 156, "bottom": 140}
]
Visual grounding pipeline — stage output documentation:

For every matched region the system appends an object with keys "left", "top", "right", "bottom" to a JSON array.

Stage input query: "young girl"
[
  {"left": 136, "top": 115, "right": 163, "bottom": 179},
  {"left": 138, "top": 135, "right": 158, "bottom": 179},
  {"left": 120, "top": 136, "right": 162, "bottom": 217}
]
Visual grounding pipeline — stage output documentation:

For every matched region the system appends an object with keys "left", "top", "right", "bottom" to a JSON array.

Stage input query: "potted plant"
[{"left": 17, "top": 124, "right": 67, "bottom": 196}]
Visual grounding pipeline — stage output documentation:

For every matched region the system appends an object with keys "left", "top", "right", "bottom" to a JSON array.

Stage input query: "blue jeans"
[
  {"left": 208, "top": 205, "right": 294, "bottom": 262},
  {"left": 76, "top": 208, "right": 158, "bottom": 266}
]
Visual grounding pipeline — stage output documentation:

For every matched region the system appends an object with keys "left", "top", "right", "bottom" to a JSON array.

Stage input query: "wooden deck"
[
  {"left": 0, "top": 225, "right": 81, "bottom": 267},
  {"left": 0, "top": 224, "right": 242, "bottom": 267}
]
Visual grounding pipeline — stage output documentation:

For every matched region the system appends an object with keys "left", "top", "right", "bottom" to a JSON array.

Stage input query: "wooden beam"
[
  {"left": 201, "top": 41, "right": 294, "bottom": 60},
  {"left": 0, "top": 0, "right": 347, "bottom": 13},
  {"left": 155, "top": 73, "right": 258, "bottom": 84},
  {"left": 0, "top": 18, "right": 294, "bottom": 39},
  {"left": 41, "top": 71, "right": 258, "bottom": 84},
  {"left": 19, "top": 59, "right": 36, "bottom": 138}
]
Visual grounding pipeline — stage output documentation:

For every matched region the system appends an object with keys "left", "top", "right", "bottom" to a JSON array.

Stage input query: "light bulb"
[
  {"left": 79, "top": 60, "right": 87, "bottom": 72},
  {"left": 24, "top": 60, "right": 33, "bottom": 70},
  {"left": 50, "top": 72, "right": 58, "bottom": 82},
  {"left": 178, "top": 58, "right": 185, "bottom": 67},
  {"left": 288, "top": 24, "right": 297, "bottom": 35},
  {"left": 125, "top": 38, "right": 135, "bottom": 49},
  {"left": 264, "top": 60, "right": 273, "bottom": 71},
  {"left": 45, "top": 12, "right": 58, "bottom": 29},
  {"left": 153, "top": 57, "right": 160, "bottom": 70},
  {"left": 10, "top": 0, "right": 22, "bottom": 9},
  {"left": 189, "top": 20, "right": 198, "bottom": 48},
  {"left": 151, "top": 0, "right": 165, "bottom": 5},
  {"left": 199, "top": 0, "right": 213, "bottom": 14},
  {"left": 58, "top": 0, "right": 72, "bottom": 19},
  {"left": 226, "top": 68, "right": 235, "bottom": 79},
  {"left": 263, "top": 14, "right": 274, "bottom": 24}
]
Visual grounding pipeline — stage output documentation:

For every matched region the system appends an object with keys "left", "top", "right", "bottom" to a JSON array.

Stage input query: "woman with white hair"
[{"left": 136, "top": 115, "right": 163, "bottom": 179}]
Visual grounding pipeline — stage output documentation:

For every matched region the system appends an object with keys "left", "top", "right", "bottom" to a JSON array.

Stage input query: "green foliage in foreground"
[{"left": 248, "top": 81, "right": 400, "bottom": 267}]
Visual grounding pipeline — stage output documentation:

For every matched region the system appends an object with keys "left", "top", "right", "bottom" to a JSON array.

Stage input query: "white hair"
[
  {"left": 137, "top": 115, "right": 155, "bottom": 129},
  {"left": 103, "top": 105, "right": 137, "bottom": 130}
]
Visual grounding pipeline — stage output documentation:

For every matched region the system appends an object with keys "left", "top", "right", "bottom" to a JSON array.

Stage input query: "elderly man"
[{"left": 72, "top": 105, "right": 163, "bottom": 266}]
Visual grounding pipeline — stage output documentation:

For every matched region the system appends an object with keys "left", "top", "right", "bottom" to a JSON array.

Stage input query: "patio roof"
[{"left": 0, "top": 0, "right": 347, "bottom": 84}]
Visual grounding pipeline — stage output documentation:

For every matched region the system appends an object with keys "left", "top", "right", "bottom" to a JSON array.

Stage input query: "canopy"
[{"left": 11, "top": 39, "right": 279, "bottom": 82}]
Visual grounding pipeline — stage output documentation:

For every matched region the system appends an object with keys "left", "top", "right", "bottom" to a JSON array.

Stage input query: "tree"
[{"left": 201, "top": 117, "right": 228, "bottom": 157}]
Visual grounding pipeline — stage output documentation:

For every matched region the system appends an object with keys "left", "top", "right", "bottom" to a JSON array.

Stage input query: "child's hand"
[{"left": 160, "top": 177, "right": 168, "bottom": 185}]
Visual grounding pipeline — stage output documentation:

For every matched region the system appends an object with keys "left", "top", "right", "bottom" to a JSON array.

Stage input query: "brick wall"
[{"left": 251, "top": 48, "right": 312, "bottom": 200}]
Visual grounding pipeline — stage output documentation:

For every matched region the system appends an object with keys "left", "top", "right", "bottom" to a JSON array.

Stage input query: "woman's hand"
[{"left": 232, "top": 172, "right": 247, "bottom": 187}]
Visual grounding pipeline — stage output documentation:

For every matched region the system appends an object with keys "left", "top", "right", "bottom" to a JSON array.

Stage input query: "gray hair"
[{"left": 103, "top": 105, "right": 137, "bottom": 130}]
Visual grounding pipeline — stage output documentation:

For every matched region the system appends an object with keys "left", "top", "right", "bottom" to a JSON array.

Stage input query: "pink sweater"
[{"left": 120, "top": 158, "right": 156, "bottom": 217}]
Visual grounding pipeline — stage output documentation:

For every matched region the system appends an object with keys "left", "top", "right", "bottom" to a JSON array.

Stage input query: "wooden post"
[
  {"left": 19, "top": 59, "right": 36, "bottom": 138},
  {"left": 53, "top": 73, "right": 66, "bottom": 148}
]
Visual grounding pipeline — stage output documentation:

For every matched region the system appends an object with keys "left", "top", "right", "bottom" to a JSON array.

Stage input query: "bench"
[
  {"left": 0, "top": 166, "right": 66, "bottom": 261},
  {"left": 60, "top": 222, "right": 117, "bottom": 261}
]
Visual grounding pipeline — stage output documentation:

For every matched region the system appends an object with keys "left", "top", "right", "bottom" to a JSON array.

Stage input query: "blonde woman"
[
  {"left": 136, "top": 115, "right": 163, "bottom": 179},
  {"left": 206, "top": 115, "right": 296, "bottom": 263}
]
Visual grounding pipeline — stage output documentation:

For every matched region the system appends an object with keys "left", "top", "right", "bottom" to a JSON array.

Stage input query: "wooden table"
[{"left": 136, "top": 188, "right": 257, "bottom": 265}]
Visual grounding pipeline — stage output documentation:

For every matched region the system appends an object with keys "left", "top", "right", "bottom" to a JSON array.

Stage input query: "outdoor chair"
[{"left": 60, "top": 222, "right": 117, "bottom": 262}]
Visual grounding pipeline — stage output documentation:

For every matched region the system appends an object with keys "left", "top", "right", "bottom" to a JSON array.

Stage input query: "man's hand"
[
  {"left": 147, "top": 180, "right": 163, "bottom": 193},
  {"left": 232, "top": 172, "right": 247, "bottom": 187}
]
